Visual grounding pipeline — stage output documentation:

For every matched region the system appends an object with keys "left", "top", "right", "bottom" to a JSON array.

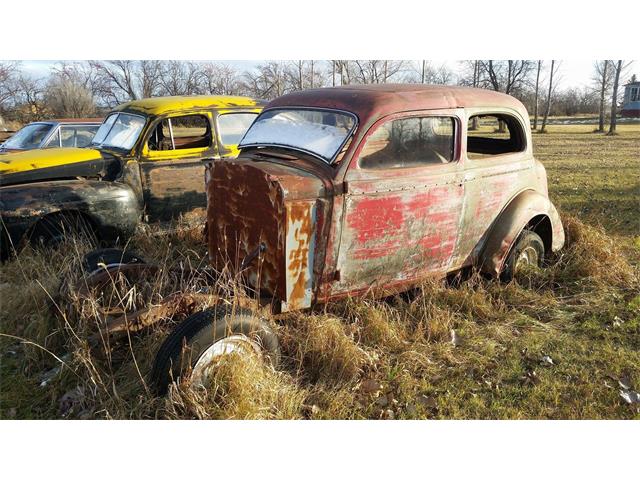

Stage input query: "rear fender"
[{"left": 479, "top": 189, "right": 564, "bottom": 277}]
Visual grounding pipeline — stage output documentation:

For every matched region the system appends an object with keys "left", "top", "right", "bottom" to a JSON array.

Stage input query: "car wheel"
[
  {"left": 501, "top": 230, "right": 545, "bottom": 281},
  {"left": 82, "top": 248, "right": 147, "bottom": 274},
  {"left": 150, "top": 306, "right": 280, "bottom": 395}
]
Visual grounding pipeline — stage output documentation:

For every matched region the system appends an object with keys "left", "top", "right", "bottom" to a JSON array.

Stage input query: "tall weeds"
[{"left": 1, "top": 214, "right": 638, "bottom": 419}]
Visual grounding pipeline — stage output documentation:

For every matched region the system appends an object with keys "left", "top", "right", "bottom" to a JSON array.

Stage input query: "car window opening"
[
  {"left": 359, "top": 116, "right": 455, "bottom": 170},
  {"left": 467, "top": 114, "right": 525, "bottom": 159},
  {"left": 148, "top": 114, "right": 212, "bottom": 151}
]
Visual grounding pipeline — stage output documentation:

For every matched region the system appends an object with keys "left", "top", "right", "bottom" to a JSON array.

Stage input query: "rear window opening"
[{"left": 467, "top": 114, "right": 525, "bottom": 159}]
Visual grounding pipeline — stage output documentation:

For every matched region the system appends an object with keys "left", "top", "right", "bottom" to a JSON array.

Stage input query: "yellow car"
[{"left": 0, "top": 95, "right": 264, "bottom": 257}]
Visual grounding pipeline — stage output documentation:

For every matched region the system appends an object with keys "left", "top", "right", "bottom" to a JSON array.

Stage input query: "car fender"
[
  {"left": 0, "top": 179, "right": 141, "bottom": 250},
  {"left": 479, "top": 189, "right": 565, "bottom": 276}
]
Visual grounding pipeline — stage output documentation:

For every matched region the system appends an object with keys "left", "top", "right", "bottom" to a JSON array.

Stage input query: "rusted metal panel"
[
  {"left": 0, "top": 179, "right": 140, "bottom": 256},
  {"left": 457, "top": 158, "right": 536, "bottom": 267},
  {"left": 282, "top": 200, "right": 316, "bottom": 311},
  {"left": 139, "top": 158, "right": 209, "bottom": 221},
  {"left": 478, "top": 189, "right": 566, "bottom": 276},
  {"left": 207, "top": 159, "right": 287, "bottom": 299},
  {"left": 206, "top": 155, "right": 332, "bottom": 307}
]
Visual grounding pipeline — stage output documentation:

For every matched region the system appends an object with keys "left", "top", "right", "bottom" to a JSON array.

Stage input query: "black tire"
[
  {"left": 150, "top": 306, "right": 280, "bottom": 395},
  {"left": 29, "top": 213, "right": 96, "bottom": 249},
  {"left": 82, "top": 248, "right": 147, "bottom": 274},
  {"left": 501, "top": 230, "right": 545, "bottom": 281}
]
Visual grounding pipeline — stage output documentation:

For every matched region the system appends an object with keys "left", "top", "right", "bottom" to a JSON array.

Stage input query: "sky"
[{"left": 17, "top": 60, "right": 639, "bottom": 91}]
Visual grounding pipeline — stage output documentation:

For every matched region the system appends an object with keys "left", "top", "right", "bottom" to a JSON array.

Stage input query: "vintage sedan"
[
  {"left": 86, "top": 85, "right": 565, "bottom": 393},
  {"left": 0, "top": 95, "right": 264, "bottom": 258},
  {"left": 0, "top": 118, "right": 102, "bottom": 153}
]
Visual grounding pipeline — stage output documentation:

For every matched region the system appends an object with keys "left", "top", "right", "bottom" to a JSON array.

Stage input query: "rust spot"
[
  {"left": 208, "top": 160, "right": 286, "bottom": 298},
  {"left": 285, "top": 201, "right": 315, "bottom": 310}
]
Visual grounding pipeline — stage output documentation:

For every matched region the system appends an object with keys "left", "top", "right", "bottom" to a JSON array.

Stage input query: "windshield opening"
[
  {"left": 2, "top": 123, "right": 53, "bottom": 150},
  {"left": 239, "top": 108, "right": 357, "bottom": 162},
  {"left": 91, "top": 112, "right": 145, "bottom": 151}
]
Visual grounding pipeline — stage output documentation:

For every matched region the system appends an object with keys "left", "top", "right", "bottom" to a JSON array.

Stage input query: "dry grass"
[{"left": 1, "top": 125, "right": 639, "bottom": 419}]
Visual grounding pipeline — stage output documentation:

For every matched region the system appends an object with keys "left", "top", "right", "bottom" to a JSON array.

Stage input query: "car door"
[
  {"left": 138, "top": 112, "right": 218, "bottom": 221},
  {"left": 455, "top": 110, "right": 534, "bottom": 264},
  {"left": 333, "top": 109, "right": 465, "bottom": 295}
]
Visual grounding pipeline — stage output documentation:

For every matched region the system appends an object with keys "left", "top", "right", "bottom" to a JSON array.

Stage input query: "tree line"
[{"left": 0, "top": 60, "right": 634, "bottom": 134}]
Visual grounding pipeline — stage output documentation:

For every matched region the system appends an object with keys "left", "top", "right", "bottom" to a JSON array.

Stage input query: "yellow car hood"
[
  {"left": 0, "top": 147, "right": 122, "bottom": 187},
  {"left": 0, "top": 147, "right": 104, "bottom": 175}
]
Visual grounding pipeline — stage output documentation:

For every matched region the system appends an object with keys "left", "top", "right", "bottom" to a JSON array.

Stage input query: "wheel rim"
[
  {"left": 191, "top": 334, "right": 262, "bottom": 387},
  {"left": 515, "top": 246, "right": 540, "bottom": 271}
]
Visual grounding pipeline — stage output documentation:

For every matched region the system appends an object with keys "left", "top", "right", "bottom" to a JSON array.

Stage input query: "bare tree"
[
  {"left": 242, "top": 61, "right": 288, "bottom": 99},
  {"left": 479, "top": 60, "right": 534, "bottom": 96},
  {"left": 14, "top": 74, "right": 48, "bottom": 121},
  {"left": 351, "top": 60, "right": 407, "bottom": 84},
  {"left": 532, "top": 61, "right": 543, "bottom": 130},
  {"left": 139, "top": 61, "right": 163, "bottom": 98},
  {"left": 310, "top": 60, "right": 315, "bottom": 88},
  {"left": 53, "top": 62, "right": 102, "bottom": 96},
  {"left": 89, "top": 60, "right": 190, "bottom": 104},
  {"left": 592, "top": 60, "right": 613, "bottom": 132},
  {"left": 89, "top": 60, "right": 140, "bottom": 105},
  {"left": 607, "top": 60, "right": 624, "bottom": 135},
  {"left": 550, "top": 87, "right": 599, "bottom": 116},
  {"left": 410, "top": 61, "right": 454, "bottom": 85},
  {"left": 200, "top": 63, "right": 242, "bottom": 95},
  {"left": 157, "top": 61, "right": 202, "bottom": 96},
  {"left": 334, "top": 60, "right": 354, "bottom": 85},
  {"left": 541, "top": 60, "right": 560, "bottom": 133},
  {"left": 0, "top": 62, "right": 20, "bottom": 113},
  {"left": 606, "top": 61, "right": 633, "bottom": 135},
  {"left": 288, "top": 60, "right": 306, "bottom": 90},
  {"left": 45, "top": 72, "right": 96, "bottom": 118},
  {"left": 331, "top": 60, "right": 337, "bottom": 86}
]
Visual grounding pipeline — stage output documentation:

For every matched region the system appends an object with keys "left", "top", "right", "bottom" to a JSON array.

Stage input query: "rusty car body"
[
  {"left": 206, "top": 84, "right": 565, "bottom": 312},
  {"left": 77, "top": 85, "right": 565, "bottom": 393},
  {"left": 0, "top": 95, "right": 264, "bottom": 257},
  {"left": 0, "top": 118, "right": 102, "bottom": 154}
]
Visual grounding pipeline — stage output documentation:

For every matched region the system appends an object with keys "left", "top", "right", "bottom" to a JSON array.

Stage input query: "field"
[{"left": 0, "top": 124, "right": 638, "bottom": 419}]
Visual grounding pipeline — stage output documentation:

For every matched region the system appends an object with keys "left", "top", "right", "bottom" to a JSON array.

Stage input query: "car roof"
[
  {"left": 114, "top": 95, "right": 267, "bottom": 116},
  {"left": 266, "top": 84, "right": 529, "bottom": 123}
]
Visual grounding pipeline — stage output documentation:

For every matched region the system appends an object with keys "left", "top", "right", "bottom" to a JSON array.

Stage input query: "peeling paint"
[{"left": 204, "top": 85, "right": 565, "bottom": 312}]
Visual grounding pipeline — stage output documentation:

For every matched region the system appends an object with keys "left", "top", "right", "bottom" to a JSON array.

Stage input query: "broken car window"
[
  {"left": 148, "top": 114, "right": 211, "bottom": 151},
  {"left": 467, "top": 114, "right": 525, "bottom": 159}
]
